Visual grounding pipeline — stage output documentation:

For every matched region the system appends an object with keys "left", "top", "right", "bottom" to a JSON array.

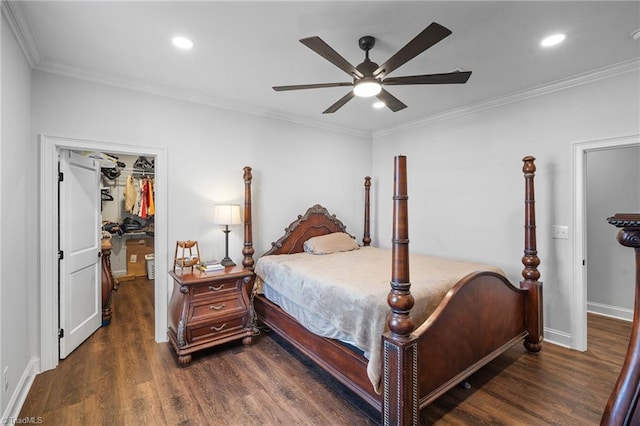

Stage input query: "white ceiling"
[{"left": 11, "top": 1, "right": 640, "bottom": 135}]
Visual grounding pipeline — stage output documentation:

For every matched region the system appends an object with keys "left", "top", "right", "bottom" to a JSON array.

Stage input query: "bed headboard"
[
  {"left": 241, "top": 173, "right": 371, "bottom": 265},
  {"left": 263, "top": 204, "right": 352, "bottom": 256}
]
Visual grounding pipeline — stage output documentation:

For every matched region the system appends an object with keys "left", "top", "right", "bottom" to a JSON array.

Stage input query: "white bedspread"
[{"left": 254, "top": 246, "right": 504, "bottom": 393}]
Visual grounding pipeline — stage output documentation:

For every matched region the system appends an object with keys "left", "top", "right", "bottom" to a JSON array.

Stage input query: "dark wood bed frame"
[{"left": 240, "top": 156, "right": 542, "bottom": 425}]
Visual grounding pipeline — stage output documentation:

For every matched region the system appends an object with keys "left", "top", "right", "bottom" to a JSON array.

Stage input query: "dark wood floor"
[{"left": 21, "top": 276, "right": 631, "bottom": 425}]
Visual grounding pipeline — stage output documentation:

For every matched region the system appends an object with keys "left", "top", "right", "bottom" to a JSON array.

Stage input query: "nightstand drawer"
[
  {"left": 190, "top": 293, "right": 245, "bottom": 322},
  {"left": 191, "top": 278, "right": 241, "bottom": 299},
  {"left": 188, "top": 315, "right": 246, "bottom": 343}
]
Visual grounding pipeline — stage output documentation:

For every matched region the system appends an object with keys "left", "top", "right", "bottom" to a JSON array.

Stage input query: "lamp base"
[{"left": 220, "top": 257, "right": 235, "bottom": 267}]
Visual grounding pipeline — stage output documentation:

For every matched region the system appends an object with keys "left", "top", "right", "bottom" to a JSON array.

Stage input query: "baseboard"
[
  {"left": 1, "top": 357, "right": 39, "bottom": 423},
  {"left": 113, "top": 268, "right": 127, "bottom": 277},
  {"left": 544, "top": 306, "right": 633, "bottom": 352},
  {"left": 587, "top": 302, "right": 633, "bottom": 322},
  {"left": 543, "top": 326, "right": 572, "bottom": 349}
]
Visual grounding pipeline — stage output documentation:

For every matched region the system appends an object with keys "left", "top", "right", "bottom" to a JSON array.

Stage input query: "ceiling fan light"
[
  {"left": 172, "top": 36, "right": 194, "bottom": 50},
  {"left": 354, "top": 79, "right": 382, "bottom": 97},
  {"left": 540, "top": 33, "right": 565, "bottom": 47}
]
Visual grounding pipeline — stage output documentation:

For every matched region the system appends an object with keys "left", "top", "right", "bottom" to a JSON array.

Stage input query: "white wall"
[
  {"left": 371, "top": 70, "right": 640, "bottom": 345},
  {"left": 586, "top": 145, "right": 640, "bottom": 319},
  {"left": 1, "top": 13, "right": 37, "bottom": 420},
  {"left": 31, "top": 71, "right": 372, "bottom": 266}
]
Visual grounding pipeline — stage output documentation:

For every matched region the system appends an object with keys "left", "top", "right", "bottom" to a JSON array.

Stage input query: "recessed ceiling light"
[
  {"left": 172, "top": 36, "right": 194, "bottom": 50},
  {"left": 373, "top": 101, "right": 385, "bottom": 109},
  {"left": 632, "top": 29, "right": 640, "bottom": 41},
  {"left": 541, "top": 33, "right": 566, "bottom": 47}
]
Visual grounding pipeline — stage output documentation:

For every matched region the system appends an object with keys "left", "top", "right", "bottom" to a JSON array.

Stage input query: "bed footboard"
[
  {"left": 413, "top": 272, "right": 527, "bottom": 406},
  {"left": 382, "top": 155, "right": 542, "bottom": 425}
]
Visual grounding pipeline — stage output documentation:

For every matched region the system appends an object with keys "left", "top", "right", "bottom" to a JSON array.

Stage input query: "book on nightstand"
[{"left": 197, "top": 260, "right": 224, "bottom": 272}]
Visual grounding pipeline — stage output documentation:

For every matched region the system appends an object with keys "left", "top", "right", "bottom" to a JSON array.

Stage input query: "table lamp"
[{"left": 213, "top": 204, "right": 242, "bottom": 266}]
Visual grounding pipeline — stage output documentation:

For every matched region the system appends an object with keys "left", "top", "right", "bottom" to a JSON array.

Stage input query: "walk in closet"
[{"left": 95, "top": 153, "right": 156, "bottom": 280}]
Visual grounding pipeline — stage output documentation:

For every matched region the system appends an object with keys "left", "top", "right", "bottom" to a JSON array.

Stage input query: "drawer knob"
[
  {"left": 208, "top": 284, "right": 224, "bottom": 291},
  {"left": 209, "top": 303, "right": 226, "bottom": 311},
  {"left": 210, "top": 323, "right": 226, "bottom": 332}
]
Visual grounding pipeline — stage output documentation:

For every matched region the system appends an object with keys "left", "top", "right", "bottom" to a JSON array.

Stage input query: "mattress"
[{"left": 254, "top": 246, "right": 504, "bottom": 393}]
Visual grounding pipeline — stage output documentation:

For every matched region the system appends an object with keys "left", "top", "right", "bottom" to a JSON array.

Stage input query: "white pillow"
[{"left": 303, "top": 232, "right": 359, "bottom": 255}]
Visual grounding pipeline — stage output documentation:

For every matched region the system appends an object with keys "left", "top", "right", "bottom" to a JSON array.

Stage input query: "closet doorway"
[{"left": 40, "top": 135, "right": 168, "bottom": 372}]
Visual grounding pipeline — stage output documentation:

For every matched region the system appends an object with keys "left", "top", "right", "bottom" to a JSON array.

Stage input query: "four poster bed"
[{"left": 239, "top": 156, "right": 543, "bottom": 425}]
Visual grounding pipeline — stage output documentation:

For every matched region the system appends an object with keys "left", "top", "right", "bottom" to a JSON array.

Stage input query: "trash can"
[{"left": 145, "top": 254, "right": 155, "bottom": 279}]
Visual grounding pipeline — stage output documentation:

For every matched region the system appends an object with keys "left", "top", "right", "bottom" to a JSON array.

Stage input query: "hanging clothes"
[
  {"left": 148, "top": 178, "right": 155, "bottom": 216},
  {"left": 134, "top": 178, "right": 142, "bottom": 217},
  {"left": 139, "top": 177, "right": 148, "bottom": 219},
  {"left": 123, "top": 175, "right": 136, "bottom": 213}
]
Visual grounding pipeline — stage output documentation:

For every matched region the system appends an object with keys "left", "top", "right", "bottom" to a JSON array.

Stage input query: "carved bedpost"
[
  {"left": 388, "top": 157, "right": 413, "bottom": 336},
  {"left": 242, "top": 166, "right": 255, "bottom": 270},
  {"left": 520, "top": 156, "right": 543, "bottom": 352},
  {"left": 363, "top": 176, "right": 372, "bottom": 247},
  {"left": 601, "top": 214, "right": 640, "bottom": 426},
  {"left": 383, "top": 155, "right": 418, "bottom": 426}
]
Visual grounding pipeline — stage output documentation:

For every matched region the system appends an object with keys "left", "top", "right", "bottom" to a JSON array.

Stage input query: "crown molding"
[
  {"left": 33, "top": 59, "right": 370, "bottom": 139},
  {"left": 1, "top": 0, "right": 41, "bottom": 68},
  {"left": 38, "top": 55, "right": 637, "bottom": 141},
  {"left": 373, "top": 57, "right": 640, "bottom": 138}
]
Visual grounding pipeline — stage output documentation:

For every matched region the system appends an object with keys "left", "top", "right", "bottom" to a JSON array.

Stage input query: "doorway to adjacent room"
[{"left": 572, "top": 134, "right": 640, "bottom": 351}]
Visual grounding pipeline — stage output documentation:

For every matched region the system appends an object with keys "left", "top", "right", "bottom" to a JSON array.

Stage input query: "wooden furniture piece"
[
  {"left": 173, "top": 240, "right": 200, "bottom": 272},
  {"left": 241, "top": 155, "right": 543, "bottom": 425},
  {"left": 601, "top": 213, "right": 640, "bottom": 426},
  {"left": 101, "top": 237, "right": 116, "bottom": 325},
  {"left": 168, "top": 266, "right": 254, "bottom": 366}
]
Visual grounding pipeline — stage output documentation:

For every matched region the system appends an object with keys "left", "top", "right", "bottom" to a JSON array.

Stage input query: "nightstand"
[{"left": 168, "top": 265, "right": 255, "bottom": 366}]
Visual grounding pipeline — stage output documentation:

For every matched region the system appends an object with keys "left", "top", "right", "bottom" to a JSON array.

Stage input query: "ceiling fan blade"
[
  {"left": 323, "top": 91, "right": 355, "bottom": 114},
  {"left": 374, "top": 22, "right": 452, "bottom": 78},
  {"left": 376, "top": 89, "right": 407, "bottom": 112},
  {"left": 383, "top": 71, "right": 472, "bottom": 86},
  {"left": 300, "top": 36, "right": 364, "bottom": 79},
  {"left": 273, "top": 82, "right": 353, "bottom": 91}
]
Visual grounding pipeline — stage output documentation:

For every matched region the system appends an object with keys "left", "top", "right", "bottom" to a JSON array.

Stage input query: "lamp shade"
[{"left": 213, "top": 204, "right": 242, "bottom": 225}]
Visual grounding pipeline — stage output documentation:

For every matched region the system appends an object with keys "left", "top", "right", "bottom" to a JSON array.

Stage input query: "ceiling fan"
[{"left": 272, "top": 22, "right": 472, "bottom": 114}]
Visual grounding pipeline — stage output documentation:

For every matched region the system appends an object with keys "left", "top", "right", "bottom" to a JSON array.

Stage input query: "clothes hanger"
[{"left": 101, "top": 189, "right": 114, "bottom": 201}]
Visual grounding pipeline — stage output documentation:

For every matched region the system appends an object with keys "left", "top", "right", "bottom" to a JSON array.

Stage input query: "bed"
[{"left": 239, "top": 156, "right": 543, "bottom": 425}]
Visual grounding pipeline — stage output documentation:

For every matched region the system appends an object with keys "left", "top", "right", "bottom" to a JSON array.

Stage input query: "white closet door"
[{"left": 59, "top": 150, "right": 102, "bottom": 358}]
